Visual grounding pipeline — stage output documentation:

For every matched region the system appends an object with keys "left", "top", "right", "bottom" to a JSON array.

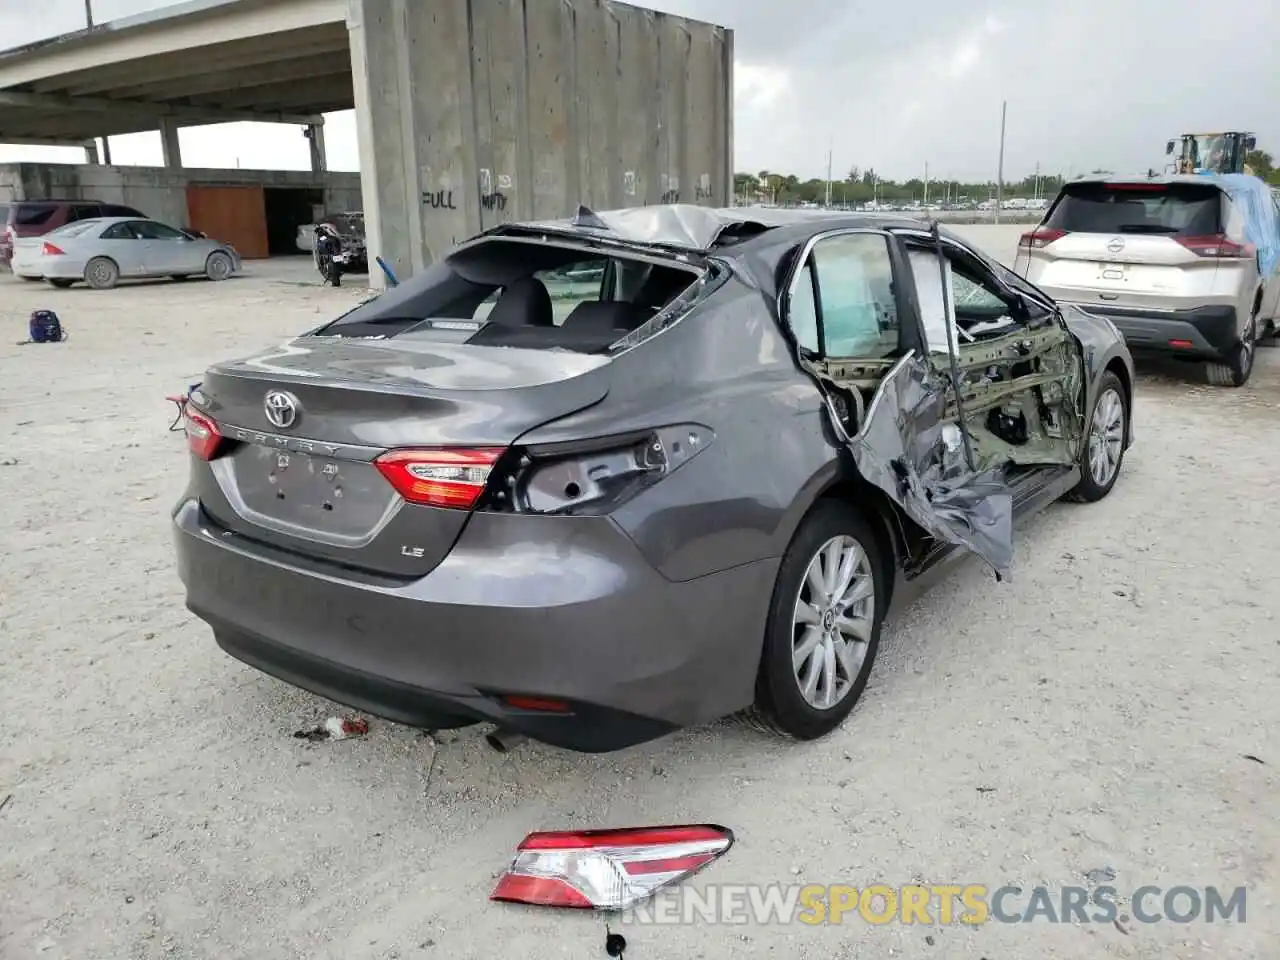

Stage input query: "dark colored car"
[
  {"left": 1, "top": 199, "right": 147, "bottom": 269},
  {"left": 174, "top": 205, "right": 1135, "bottom": 752}
]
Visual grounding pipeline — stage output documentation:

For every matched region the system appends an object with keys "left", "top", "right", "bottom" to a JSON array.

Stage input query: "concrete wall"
[
  {"left": 349, "top": 0, "right": 733, "bottom": 285},
  {"left": 0, "top": 163, "right": 361, "bottom": 226}
]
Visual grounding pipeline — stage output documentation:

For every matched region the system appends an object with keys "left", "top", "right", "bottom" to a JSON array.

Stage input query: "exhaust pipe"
[{"left": 485, "top": 727, "right": 527, "bottom": 753}]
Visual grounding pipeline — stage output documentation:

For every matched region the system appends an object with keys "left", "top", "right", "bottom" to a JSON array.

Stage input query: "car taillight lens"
[
  {"left": 42, "top": 242, "right": 65, "bottom": 256},
  {"left": 374, "top": 447, "right": 503, "bottom": 509},
  {"left": 1018, "top": 227, "right": 1066, "bottom": 249},
  {"left": 1175, "top": 234, "right": 1255, "bottom": 259},
  {"left": 491, "top": 825, "right": 735, "bottom": 910},
  {"left": 184, "top": 408, "right": 223, "bottom": 460}
]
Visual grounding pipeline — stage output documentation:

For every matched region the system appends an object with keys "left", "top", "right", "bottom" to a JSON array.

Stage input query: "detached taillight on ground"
[
  {"left": 374, "top": 447, "right": 503, "bottom": 509},
  {"left": 1175, "top": 234, "right": 1256, "bottom": 259},
  {"left": 1017, "top": 227, "right": 1066, "bottom": 249},
  {"left": 41, "top": 241, "right": 65, "bottom": 256},
  {"left": 184, "top": 408, "right": 224, "bottom": 460},
  {"left": 491, "top": 824, "right": 734, "bottom": 910}
]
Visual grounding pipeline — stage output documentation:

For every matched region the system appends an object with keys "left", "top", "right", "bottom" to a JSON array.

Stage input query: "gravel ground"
[{"left": 1, "top": 236, "right": 1276, "bottom": 960}]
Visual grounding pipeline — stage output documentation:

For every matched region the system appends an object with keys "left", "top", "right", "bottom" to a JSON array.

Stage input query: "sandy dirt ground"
[{"left": 0, "top": 235, "right": 1276, "bottom": 959}]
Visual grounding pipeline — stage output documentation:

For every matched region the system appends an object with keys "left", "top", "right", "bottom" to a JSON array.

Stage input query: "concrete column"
[
  {"left": 83, "top": 140, "right": 100, "bottom": 164},
  {"left": 349, "top": 0, "right": 475, "bottom": 287},
  {"left": 159, "top": 119, "right": 182, "bottom": 169},
  {"left": 102, "top": 136, "right": 112, "bottom": 165},
  {"left": 306, "top": 122, "right": 327, "bottom": 173}
]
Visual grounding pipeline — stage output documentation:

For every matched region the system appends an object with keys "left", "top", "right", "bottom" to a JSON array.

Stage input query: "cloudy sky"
[{"left": 2, "top": 0, "right": 1277, "bottom": 181}]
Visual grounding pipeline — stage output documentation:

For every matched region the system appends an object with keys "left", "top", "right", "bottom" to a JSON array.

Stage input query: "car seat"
[{"left": 487, "top": 276, "right": 555, "bottom": 327}]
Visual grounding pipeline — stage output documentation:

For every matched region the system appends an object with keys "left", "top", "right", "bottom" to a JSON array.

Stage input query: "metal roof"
[
  {"left": 0, "top": 0, "right": 350, "bottom": 145},
  {"left": 493, "top": 203, "right": 948, "bottom": 252}
]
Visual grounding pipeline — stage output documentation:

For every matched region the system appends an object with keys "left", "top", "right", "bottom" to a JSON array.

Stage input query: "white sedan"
[{"left": 13, "top": 217, "right": 240, "bottom": 289}]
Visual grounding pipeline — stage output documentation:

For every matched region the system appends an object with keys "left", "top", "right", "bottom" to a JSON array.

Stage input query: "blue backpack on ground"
[{"left": 29, "top": 310, "right": 65, "bottom": 343}]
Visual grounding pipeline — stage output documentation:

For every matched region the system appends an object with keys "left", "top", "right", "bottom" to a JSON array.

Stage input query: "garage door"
[{"left": 186, "top": 185, "right": 269, "bottom": 259}]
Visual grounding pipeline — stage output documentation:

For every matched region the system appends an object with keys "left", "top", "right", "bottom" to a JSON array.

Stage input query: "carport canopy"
[{"left": 0, "top": 0, "right": 353, "bottom": 148}]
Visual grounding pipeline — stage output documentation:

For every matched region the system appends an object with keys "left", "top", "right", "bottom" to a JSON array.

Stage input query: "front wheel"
[
  {"left": 744, "top": 501, "right": 885, "bottom": 740},
  {"left": 1205, "top": 313, "right": 1256, "bottom": 387},
  {"left": 1066, "top": 371, "right": 1127, "bottom": 503},
  {"left": 205, "top": 251, "right": 233, "bottom": 281}
]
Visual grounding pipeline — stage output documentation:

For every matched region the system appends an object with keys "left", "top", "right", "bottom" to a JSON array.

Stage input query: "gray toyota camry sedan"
[{"left": 174, "top": 205, "right": 1134, "bottom": 752}]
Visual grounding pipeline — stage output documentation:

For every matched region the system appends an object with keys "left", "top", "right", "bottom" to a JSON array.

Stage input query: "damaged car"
[{"left": 173, "top": 205, "right": 1134, "bottom": 752}]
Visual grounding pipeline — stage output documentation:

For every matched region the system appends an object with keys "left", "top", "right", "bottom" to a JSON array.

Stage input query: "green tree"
[{"left": 1244, "top": 149, "right": 1273, "bottom": 178}]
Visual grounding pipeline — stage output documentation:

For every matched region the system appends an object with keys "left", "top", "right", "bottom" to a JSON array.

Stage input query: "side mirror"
[
  {"left": 1165, "top": 140, "right": 1175, "bottom": 155},
  {"left": 1244, "top": 135, "right": 1257, "bottom": 151}
]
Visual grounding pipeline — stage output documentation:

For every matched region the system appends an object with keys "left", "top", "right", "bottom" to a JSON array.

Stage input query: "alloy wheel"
[
  {"left": 791, "top": 535, "right": 875, "bottom": 710},
  {"left": 1087, "top": 388, "right": 1125, "bottom": 487}
]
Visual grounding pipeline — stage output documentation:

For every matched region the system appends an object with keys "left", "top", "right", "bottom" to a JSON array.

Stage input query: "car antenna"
[{"left": 929, "top": 219, "right": 976, "bottom": 472}]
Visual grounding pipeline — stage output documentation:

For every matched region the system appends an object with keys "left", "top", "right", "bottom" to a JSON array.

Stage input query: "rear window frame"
[
  {"left": 309, "top": 234, "right": 714, "bottom": 356},
  {"left": 12, "top": 202, "right": 62, "bottom": 227},
  {"left": 1043, "top": 181, "right": 1224, "bottom": 237}
]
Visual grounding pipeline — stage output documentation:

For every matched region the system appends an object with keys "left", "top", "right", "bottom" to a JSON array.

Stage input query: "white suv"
[{"left": 1014, "top": 176, "right": 1280, "bottom": 387}]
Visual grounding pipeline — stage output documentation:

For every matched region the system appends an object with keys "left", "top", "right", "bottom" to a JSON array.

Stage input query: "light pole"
[
  {"left": 995, "top": 99, "right": 1007, "bottom": 224},
  {"left": 84, "top": 0, "right": 93, "bottom": 27}
]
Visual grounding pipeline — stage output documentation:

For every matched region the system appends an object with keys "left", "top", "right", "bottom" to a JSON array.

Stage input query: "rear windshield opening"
[
  {"left": 313, "top": 237, "right": 703, "bottom": 353},
  {"left": 13, "top": 203, "right": 60, "bottom": 227},
  {"left": 1045, "top": 183, "right": 1222, "bottom": 236}
]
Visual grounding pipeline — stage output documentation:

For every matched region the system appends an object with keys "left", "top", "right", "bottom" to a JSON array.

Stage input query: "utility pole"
[
  {"left": 923, "top": 161, "right": 929, "bottom": 206},
  {"left": 1034, "top": 160, "right": 1041, "bottom": 200},
  {"left": 825, "top": 139, "right": 833, "bottom": 208},
  {"left": 995, "top": 99, "right": 1007, "bottom": 224},
  {"left": 84, "top": 0, "right": 94, "bottom": 26}
]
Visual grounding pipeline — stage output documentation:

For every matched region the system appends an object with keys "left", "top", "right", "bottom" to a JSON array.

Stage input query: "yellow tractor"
[{"left": 1166, "top": 132, "right": 1257, "bottom": 175}]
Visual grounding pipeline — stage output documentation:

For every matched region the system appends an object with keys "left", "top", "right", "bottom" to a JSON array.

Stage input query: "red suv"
[{"left": 0, "top": 200, "right": 148, "bottom": 268}]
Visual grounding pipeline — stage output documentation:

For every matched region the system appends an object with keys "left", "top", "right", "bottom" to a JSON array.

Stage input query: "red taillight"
[
  {"left": 373, "top": 447, "right": 502, "bottom": 509},
  {"left": 42, "top": 241, "right": 65, "bottom": 256},
  {"left": 184, "top": 408, "right": 223, "bottom": 460},
  {"left": 1018, "top": 227, "right": 1066, "bottom": 249},
  {"left": 492, "top": 824, "right": 735, "bottom": 910},
  {"left": 1169, "top": 339, "right": 1195, "bottom": 349},
  {"left": 1175, "top": 234, "right": 1255, "bottom": 259}
]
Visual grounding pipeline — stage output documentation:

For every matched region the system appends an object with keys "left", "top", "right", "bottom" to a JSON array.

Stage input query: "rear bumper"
[
  {"left": 1060, "top": 301, "right": 1239, "bottom": 359},
  {"left": 173, "top": 499, "right": 777, "bottom": 752},
  {"left": 41, "top": 258, "right": 90, "bottom": 280}
]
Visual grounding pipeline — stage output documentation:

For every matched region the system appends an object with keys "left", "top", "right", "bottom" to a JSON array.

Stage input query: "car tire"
[
  {"left": 84, "top": 257, "right": 120, "bottom": 290},
  {"left": 205, "top": 251, "right": 234, "bottom": 282},
  {"left": 21, "top": 275, "right": 40, "bottom": 283},
  {"left": 46, "top": 278, "right": 74, "bottom": 289},
  {"left": 1205, "top": 313, "right": 1257, "bottom": 387},
  {"left": 742, "top": 501, "right": 885, "bottom": 741},
  {"left": 1065, "top": 370, "right": 1127, "bottom": 503}
]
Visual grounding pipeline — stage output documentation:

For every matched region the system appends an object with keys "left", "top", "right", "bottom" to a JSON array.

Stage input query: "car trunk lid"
[{"left": 192, "top": 336, "right": 611, "bottom": 577}]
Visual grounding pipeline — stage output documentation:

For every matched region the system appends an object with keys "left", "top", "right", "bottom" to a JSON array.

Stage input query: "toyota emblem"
[
  {"left": 1106, "top": 236, "right": 1126, "bottom": 253},
  {"left": 264, "top": 390, "right": 300, "bottom": 429}
]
